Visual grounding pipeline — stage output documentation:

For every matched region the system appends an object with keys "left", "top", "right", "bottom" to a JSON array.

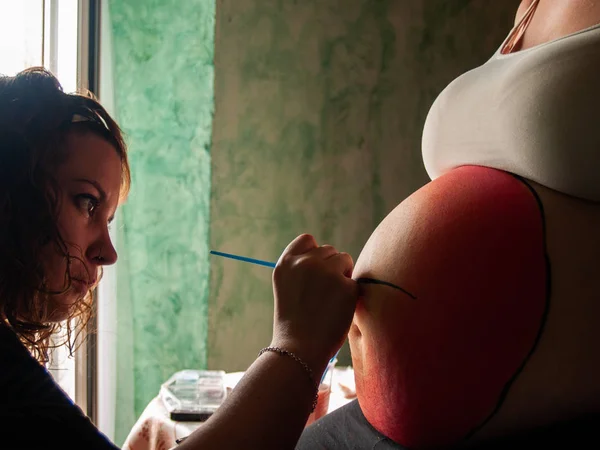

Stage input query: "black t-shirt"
[
  {"left": 0, "top": 325, "right": 118, "bottom": 450},
  {"left": 297, "top": 399, "right": 600, "bottom": 450}
]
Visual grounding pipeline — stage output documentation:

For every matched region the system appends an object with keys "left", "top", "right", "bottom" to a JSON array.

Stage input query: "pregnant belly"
[{"left": 349, "top": 166, "right": 549, "bottom": 449}]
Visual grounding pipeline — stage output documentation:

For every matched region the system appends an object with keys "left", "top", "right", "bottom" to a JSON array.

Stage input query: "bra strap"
[{"left": 502, "top": 0, "right": 540, "bottom": 54}]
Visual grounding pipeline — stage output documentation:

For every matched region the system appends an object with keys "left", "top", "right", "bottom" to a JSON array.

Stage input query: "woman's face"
[{"left": 42, "top": 131, "right": 122, "bottom": 321}]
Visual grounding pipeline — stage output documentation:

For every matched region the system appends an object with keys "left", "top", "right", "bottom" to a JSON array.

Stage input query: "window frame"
[{"left": 42, "top": 0, "right": 101, "bottom": 423}]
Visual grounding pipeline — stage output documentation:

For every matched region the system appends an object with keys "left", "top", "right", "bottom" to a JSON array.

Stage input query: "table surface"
[{"left": 123, "top": 366, "right": 356, "bottom": 450}]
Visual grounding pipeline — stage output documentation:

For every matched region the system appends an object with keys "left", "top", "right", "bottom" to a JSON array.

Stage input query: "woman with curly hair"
[
  {"left": 0, "top": 69, "right": 129, "bottom": 360},
  {"left": 0, "top": 68, "right": 359, "bottom": 449}
]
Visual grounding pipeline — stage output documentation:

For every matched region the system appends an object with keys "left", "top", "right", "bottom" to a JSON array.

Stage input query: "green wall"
[
  {"left": 208, "top": 0, "right": 519, "bottom": 370},
  {"left": 108, "top": 0, "right": 215, "bottom": 443}
]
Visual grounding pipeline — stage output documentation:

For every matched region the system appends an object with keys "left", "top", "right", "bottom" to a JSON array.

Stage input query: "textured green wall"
[
  {"left": 208, "top": 0, "right": 519, "bottom": 370},
  {"left": 108, "top": 0, "right": 215, "bottom": 443}
]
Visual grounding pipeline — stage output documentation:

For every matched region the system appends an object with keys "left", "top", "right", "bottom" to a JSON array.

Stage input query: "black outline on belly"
[
  {"left": 355, "top": 277, "right": 417, "bottom": 299},
  {"left": 463, "top": 174, "right": 553, "bottom": 442}
]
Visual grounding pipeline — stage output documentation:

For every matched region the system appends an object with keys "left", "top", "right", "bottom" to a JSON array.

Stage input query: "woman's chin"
[{"left": 47, "top": 290, "right": 86, "bottom": 322}]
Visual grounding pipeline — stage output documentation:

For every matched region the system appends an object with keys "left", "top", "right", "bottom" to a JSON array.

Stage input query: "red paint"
[{"left": 352, "top": 166, "right": 547, "bottom": 449}]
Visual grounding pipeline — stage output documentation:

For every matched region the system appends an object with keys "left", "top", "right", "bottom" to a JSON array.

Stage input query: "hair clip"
[{"left": 71, "top": 107, "right": 109, "bottom": 130}]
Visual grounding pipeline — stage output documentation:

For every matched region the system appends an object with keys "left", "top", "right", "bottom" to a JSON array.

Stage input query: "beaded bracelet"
[{"left": 258, "top": 346, "right": 319, "bottom": 412}]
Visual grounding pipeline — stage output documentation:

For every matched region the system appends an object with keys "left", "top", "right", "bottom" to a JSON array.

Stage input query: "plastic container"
[{"left": 160, "top": 370, "right": 227, "bottom": 422}]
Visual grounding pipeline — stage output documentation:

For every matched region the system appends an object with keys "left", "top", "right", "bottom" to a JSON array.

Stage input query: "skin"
[
  {"left": 349, "top": 167, "right": 550, "bottom": 448},
  {"left": 350, "top": 0, "right": 600, "bottom": 447},
  {"left": 512, "top": 0, "right": 600, "bottom": 53},
  {"left": 43, "top": 131, "right": 121, "bottom": 322},
  {"left": 349, "top": 175, "right": 600, "bottom": 447}
]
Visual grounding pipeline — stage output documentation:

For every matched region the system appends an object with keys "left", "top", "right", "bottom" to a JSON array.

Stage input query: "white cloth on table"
[{"left": 122, "top": 367, "right": 356, "bottom": 450}]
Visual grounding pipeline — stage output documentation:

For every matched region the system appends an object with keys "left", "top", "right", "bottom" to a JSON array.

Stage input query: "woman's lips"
[{"left": 71, "top": 277, "right": 97, "bottom": 289}]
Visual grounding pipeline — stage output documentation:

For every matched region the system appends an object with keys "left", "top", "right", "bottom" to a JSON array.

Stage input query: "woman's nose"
[
  {"left": 99, "top": 241, "right": 118, "bottom": 265},
  {"left": 89, "top": 234, "right": 118, "bottom": 266}
]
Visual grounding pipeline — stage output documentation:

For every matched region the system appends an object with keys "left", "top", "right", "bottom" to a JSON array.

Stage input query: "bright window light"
[
  {"left": 0, "top": 1, "right": 44, "bottom": 75},
  {"left": 56, "top": 0, "right": 78, "bottom": 93}
]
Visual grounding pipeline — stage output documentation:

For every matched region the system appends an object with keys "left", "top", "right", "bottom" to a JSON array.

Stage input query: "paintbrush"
[{"left": 209, "top": 250, "right": 416, "bottom": 299}]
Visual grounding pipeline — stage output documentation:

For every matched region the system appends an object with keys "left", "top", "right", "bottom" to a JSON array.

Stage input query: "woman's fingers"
[
  {"left": 277, "top": 236, "right": 340, "bottom": 270},
  {"left": 281, "top": 234, "right": 318, "bottom": 257},
  {"left": 327, "top": 251, "right": 354, "bottom": 278},
  {"left": 308, "top": 244, "right": 339, "bottom": 260},
  {"left": 278, "top": 235, "right": 353, "bottom": 277}
]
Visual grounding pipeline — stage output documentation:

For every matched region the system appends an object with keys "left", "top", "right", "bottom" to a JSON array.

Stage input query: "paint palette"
[{"left": 160, "top": 369, "right": 227, "bottom": 422}]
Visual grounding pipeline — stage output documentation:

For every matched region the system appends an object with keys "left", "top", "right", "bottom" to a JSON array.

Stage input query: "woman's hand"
[
  {"left": 271, "top": 234, "right": 359, "bottom": 375},
  {"left": 180, "top": 236, "right": 357, "bottom": 450}
]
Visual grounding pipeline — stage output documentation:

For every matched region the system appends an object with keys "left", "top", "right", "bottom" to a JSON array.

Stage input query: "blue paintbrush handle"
[
  {"left": 320, "top": 350, "right": 340, "bottom": 384},
  {"left": 210, "top": 250, "right": 276, "bottom": 268}
]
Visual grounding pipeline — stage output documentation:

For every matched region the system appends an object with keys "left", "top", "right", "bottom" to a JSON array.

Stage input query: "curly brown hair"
[{"left": 0, "top": 67, "right": 130, "bottom": 362}]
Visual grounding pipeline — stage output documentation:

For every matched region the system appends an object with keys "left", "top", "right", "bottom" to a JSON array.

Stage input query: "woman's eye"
[{"left": 75, "top": 194, "right": 99, "bottom": 217}]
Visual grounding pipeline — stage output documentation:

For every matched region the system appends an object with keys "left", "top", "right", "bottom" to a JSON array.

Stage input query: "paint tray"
[{"left": 160, "top": 369, "right": 227, "bottom": 422}]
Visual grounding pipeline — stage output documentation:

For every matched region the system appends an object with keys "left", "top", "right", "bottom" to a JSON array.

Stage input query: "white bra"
[{"left": 422, "top": 1, "right": 600, "bottom": 201}]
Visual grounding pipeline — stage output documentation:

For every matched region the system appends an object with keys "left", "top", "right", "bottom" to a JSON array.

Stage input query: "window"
[
  {"left": 0, "top": 2, "right": 44, "bottom": 75},
  {"left": 0, "top": 0, "right": 81, "bottom": 402}
]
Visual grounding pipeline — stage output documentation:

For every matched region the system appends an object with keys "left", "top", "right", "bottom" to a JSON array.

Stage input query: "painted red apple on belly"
[{"left": 349, "top": 166, "right": 548, "bottom": 449}]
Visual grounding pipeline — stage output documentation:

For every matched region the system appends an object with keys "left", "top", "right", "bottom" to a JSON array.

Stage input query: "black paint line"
[{"left": 356, "top": 278, "right": 417, "bottom": 299}]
